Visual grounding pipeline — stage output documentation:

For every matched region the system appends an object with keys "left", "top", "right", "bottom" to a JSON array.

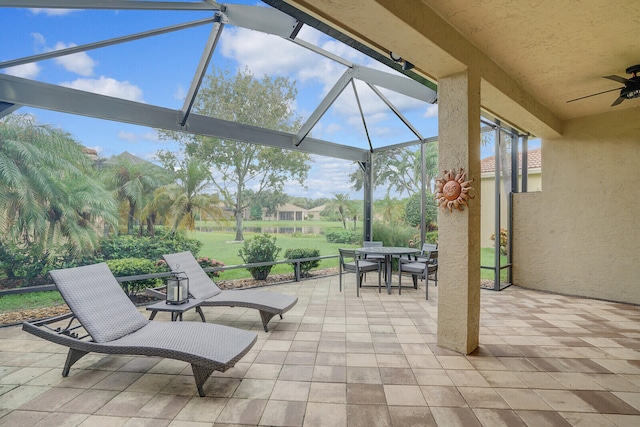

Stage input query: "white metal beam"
[
  {"left": 223, "top": 3, "right": 299, "bottom": 38},
  {"left": 0, "top": 74, "right": 367, "bottom": 162},
  {"left": 352, "top": 65, "right": 437, "bottom": 103}
]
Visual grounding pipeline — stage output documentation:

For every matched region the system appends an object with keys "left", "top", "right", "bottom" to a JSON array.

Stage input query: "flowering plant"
[{"left": 197, "top": 256, "right": 225, "bottom": 278}]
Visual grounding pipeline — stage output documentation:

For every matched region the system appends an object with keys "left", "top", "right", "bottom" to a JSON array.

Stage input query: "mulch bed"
[{"left": 0, "top": 268, "right": 338, "bottom": 327}]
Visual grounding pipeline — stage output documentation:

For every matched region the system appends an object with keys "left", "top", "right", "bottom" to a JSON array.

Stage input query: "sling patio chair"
[
  {"left": 338, "top": 248, "right": 382, "bottom": 297},
  {"left": 398, "top": 250, "right": 438, "bottom": 299},
  {"left": 22, "top": 263, "right": 257, "bottom": 397},
  {"left": 159, "top": 251, "right": 298, "bottom": 332}
]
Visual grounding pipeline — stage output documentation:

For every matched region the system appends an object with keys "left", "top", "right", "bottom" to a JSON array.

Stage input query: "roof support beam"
[
  {"left": 0, "top": 0, "right": 218, "bottom": 10},
  {"left": 366, "top": 82, "right": 424, "bottom": 141},
  {"left": 0, "top": 74, "right": 367, "bottom": 162},
  {"left": 351, "top": 80, "right": 373, "bottom": 152},
  {"left": 0, "top": 102, "right": 20, "bottom": 119},
  {"left": 295, "top": 69, "right": 352, "bottom": 146},
  {"left": 180, "top": 16, "right": 224, "bottom": 126},
  {"left": 352, "top": 65, "right": 436, "bottom": 103},
  {"left": 0, "top": 17, "right": 217, "bottom": 70},
  {"left": 223, "top": 3, "right": 300, "bottom": 38}
]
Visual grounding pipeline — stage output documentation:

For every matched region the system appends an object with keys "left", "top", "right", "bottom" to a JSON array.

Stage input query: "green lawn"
[
  {"left": 192, "top": 220, "right": 361, "bottom": 280},
  {"left": 0, "top": 291, "right": 65, "bottom": 313}
]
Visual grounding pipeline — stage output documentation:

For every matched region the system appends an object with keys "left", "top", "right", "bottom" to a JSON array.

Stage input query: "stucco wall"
[
  {"left": 512, "top": 108, "right": 640, "bottom": 304},
  {"left": 480, "top": 170, "right": 541, "bottom": 248}
]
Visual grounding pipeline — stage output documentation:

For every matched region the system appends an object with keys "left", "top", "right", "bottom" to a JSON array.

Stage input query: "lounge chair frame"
[
  {"left": 23, "top": 263, "right": 257, "bottom": 397},
  {"left": 161, "top": 252, "right": 298, "bottom": 332}
]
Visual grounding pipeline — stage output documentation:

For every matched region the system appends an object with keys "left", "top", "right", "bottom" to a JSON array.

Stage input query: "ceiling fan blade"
[
  {"left": 611, "top": 96, "right": 625, "bottom": 106},
  {"left": 603, "top": 75, "right": 630, "bottom": 84},
  {"left": 566, "top": 87, "right": 621, "bottom": 103}
]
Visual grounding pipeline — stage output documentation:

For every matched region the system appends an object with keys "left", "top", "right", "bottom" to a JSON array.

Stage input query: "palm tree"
[
  {"left": 101, "top": 156, "right": 166, "bottom": 235},
  {"left": 0, "top": 114, "right": 118, "bottom": 261},
  {"left": 153, "top": 156, "right": 227, "bottom": 233},
  {"left": 324, "top": 193, "right": 355, "bottom": 229},
  {"left": 374, "top": 196, "right": 405, "bottom": 225}
]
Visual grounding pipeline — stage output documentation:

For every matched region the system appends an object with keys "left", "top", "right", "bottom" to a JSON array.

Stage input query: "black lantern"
[{"left": 166, "top": 269, "right": 189, "bottom": 305}]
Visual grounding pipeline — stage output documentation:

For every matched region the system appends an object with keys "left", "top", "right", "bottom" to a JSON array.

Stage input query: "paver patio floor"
[{"left": 1, "top": 274, "right": 639, "bottom": 426}]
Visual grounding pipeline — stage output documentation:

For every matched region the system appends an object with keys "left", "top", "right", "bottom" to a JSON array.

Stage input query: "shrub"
[
  {"left": 106, "top": 258, "right": 162, "bottom": 296},
  {"left": 197, "top": 256, "right": 225, "bottom": 279},
  {"left": 238, "top": 233, "right": 281, "bottom": 280},
  {"left": 284, "top": 248, "right": 320, "bottom": 277},
  {"left": 404, "top": 192, "right": 438, "bottom": 228},
  {"left": 99, "top": 227, "right": 202, "bottom": 261},
  {"left": 490, "top": 228, "right": 508, "bottom": 255},
  {"left": 371, "top": 222, "right": 416, "bottom": 247},
  {"left": 0, "top": 241, "right": 49, "bottom": 284},
  {"left": 325, "top": 228, "right": 358, "bottom": 244}
]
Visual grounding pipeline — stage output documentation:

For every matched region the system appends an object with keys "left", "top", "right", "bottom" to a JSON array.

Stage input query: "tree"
[
  {"left": 154, "top": 153, "right": 227, "bottom": 233},
  {"left": 374, "top": 195, "right": 405, "bottom": 225},
  {"left": 350, "top": 142, "right": 438, "bottom": 197},
  {"left": 0, "top": 114, "right": 118, "bottom": 264},
  {"left": 159, "top": 67, "right": 310, "bottom": 241},
  {"left": 405, "top": 192, "right": 438, "bottom": 227},
  {"left": 323, "top": 193, "right": 356, "bottom": 229},
  {"left": 101, "top": 156, "right": 167, "bottom": 235}
]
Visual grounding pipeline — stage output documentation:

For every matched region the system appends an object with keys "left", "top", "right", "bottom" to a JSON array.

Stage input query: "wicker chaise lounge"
[
  {"left": 22, "top": 263, "right": 257, "bottom": 397},
  {"left": 162, "top": 251, "right": 298, "bottom": 332}
]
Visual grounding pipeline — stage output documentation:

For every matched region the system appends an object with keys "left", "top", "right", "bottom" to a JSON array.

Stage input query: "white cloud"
[
  {"left": 3, "top": 62, "right": 40, "bottom": 79},
  {"left": 220, "top": 26, "right": 345, "bottom": 90},
  {"left": 31, "top": 32, "right": 46, "bottom": 45},
  {"left": 51, "top": 42, "right": 97, "bottom": 76},
  {"left": 174, "top": 85, "right": 186, "bottom": 101},
  {"left": 424, "top": 104, "right": 438, "bottom": 118},
  {"left": 59, "top": 76, "right": 144, "bottom": 102},
  {"left": 29, "top": 8, "right": 75, "bottom": 16}
]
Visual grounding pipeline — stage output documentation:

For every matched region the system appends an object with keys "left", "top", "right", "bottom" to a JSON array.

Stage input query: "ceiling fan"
[{"left": 567, "top": 64, "right": 640, "bottom": 106}]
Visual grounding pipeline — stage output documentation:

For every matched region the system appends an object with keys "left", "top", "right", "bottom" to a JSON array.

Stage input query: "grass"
[
  {"left": 192, "top": 220, "right": 361, "bottom": 280},
  {"left": 0, "top": 291, "right": 65, "bottom": 313}
]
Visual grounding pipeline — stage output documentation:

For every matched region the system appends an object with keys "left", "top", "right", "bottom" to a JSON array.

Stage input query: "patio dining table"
[{"left": 356, "top": 246, "right": 418, "bottom": 294}]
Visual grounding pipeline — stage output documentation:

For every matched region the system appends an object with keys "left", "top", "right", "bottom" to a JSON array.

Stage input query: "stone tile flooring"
[{"left": 1, "top": 274, "right": 640, "bottom": 426}]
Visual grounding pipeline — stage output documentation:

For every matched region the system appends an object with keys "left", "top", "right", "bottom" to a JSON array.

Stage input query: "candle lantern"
[{"left": 166, "top": 269, "right": 189, "bottom": 305}]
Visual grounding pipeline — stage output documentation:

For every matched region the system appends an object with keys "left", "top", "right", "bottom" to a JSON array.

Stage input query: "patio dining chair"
[
  {"left": 338, "top": 248, "right": 382, "bottom": 297},
  {"left": 362, "top": 241, "right": 388, "bottom": 281},
  {"left": 414, "top": 243, "right": 438, "bottom": 263},
  {"left": 398, "top": 250, "right": 438, "bottom": 299}
]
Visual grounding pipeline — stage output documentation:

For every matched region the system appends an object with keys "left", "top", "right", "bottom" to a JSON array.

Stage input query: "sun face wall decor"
[{"left": 435, "top": 168, "right": 475, "bottom": 212}]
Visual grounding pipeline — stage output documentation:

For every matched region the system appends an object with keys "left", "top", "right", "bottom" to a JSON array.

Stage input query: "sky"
[{"left": 1, "top": 1, "right": 537, "bottom": 200}]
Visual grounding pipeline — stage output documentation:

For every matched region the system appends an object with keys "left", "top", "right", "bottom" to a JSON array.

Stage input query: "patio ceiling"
[
  {"left": 0, "top": 0, "right": 439, "bottom": 163},
  {"left": 274, "top": 0, "right": 640, "bottom": 138}
]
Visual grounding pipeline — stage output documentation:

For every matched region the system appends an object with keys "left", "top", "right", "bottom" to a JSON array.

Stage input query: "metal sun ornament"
[{"left": 435, "top": 168, "right": 475, "bottom": 212}]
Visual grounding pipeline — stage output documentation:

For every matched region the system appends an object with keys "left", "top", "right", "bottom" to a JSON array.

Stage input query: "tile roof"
[{"left": 481, "top": 147, "right": 541, "bottom": 173}]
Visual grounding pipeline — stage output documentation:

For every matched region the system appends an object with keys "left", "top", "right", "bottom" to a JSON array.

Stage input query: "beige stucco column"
[{"left": 436, "top": 69, "right": 482, "bottom": 355}]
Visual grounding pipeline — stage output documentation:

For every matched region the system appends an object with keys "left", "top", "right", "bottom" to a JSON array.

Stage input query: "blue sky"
[{"left": 1, "top": 2, "right": 535, "bottom": 200}]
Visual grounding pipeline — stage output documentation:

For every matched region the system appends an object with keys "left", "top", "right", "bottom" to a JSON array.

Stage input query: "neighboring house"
[
  {"left": 104, "top": 151, "right": 161, "bottom": 168},
  {"left": 305, "top": 204, "right": 326, "bottom": 221},
  {"left": 261, "top": 203, "right": 307, "bottom": 221},
  {"left": 81, "top": 146, "right": 98, "bottom": 161},
  {"left": 480, "top": 148, "right": 542, "bottom": 247}
]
